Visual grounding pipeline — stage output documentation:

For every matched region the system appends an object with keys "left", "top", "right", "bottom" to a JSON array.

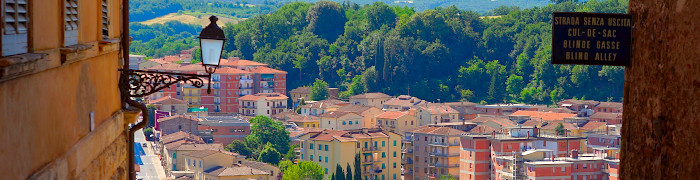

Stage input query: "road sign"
[{"left": 552, "top": 12, "right": 632, "bottom": 66}]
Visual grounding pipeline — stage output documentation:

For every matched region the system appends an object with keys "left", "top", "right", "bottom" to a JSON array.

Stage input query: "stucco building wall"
[{"left": 622, "top": 0, "right": 700, "bottom": 178}]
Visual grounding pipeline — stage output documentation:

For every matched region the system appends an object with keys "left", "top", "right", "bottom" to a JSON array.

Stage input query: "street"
[{"left": 134, "top": 129, "right": 167, "bottom": 180}]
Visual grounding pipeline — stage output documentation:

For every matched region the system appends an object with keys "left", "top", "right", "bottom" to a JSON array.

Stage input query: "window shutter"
[
  {"left": 101, "top": 0, "right": 109, "bottom": 38},
  {"left": 64, "top": 0, "right": 78, "bottom": 46},
  {"left": 2, "top": 0, "right": 29, "bottom": 56}
]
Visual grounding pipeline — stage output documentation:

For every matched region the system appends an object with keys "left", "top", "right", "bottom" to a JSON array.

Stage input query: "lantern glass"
[{"left": 200, "top": 39, "right": 224, "bottom": 66}]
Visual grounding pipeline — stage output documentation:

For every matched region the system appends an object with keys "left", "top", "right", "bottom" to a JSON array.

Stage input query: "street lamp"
[
  {"left": 198, "top": 16, "right": 227, "bottom": 94},
  {"left": 118, "top": 16, "right": 226, "bottom": 97},
  {"left": 119, "top": 15, "right": 227, "bottom": 180}
]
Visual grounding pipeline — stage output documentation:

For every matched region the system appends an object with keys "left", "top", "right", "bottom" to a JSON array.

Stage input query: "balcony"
[
  {"left": 404, "top": 170, "right": 413, "bottom": 175},
  {"left": 240, "top": 113, "right": 256, "bottom": 116},
  {"left": 402, "top": 158, "right": 413, "bottom": 164},
  {"left": 429, "top": 151, "right": 459, "bottom": 157},
  {"left": 261, "top": 86, "right": 275, "bottom": 89},
  {"left": 363, "top": 168, "right": 383, "bottom": 174},
  {"left": 362, "top": 146, "right": 380, "bottom": 152},
  {"left": 214, "top": 102, "right": 220, "bottom": 105},
  {"left": 241, "top": 105, "right": 256, "bottom": 109},
  {"left": 272, "top": 105, "right": 287, "bottom": 109},
  {"left": 402, "top": 149, "right": 413, "bottom": 153},
  {"left": 428, "top": 162, "right": 459, "bottom": 168},
  {"left": 428, "top": 141, "right": 460, "bottom": 147},
  {"left": 260, "top": 78, "right": 274, "bottom": 81},
  {"left": 362, "top": 159, "right": 379, "bottom": 164},
  {"left": 239, "top": 86, "right": 253, "bottom": 89}
]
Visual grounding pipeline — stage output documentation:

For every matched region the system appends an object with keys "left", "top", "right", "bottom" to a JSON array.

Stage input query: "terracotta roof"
[
  {"left": 221, "top": 58, "right": 268, "bottom": 67},
  {"left": 239, "top": 93, "right": 288, "bottom": 101},
  {"left": 183, "top": 150, "right": 239, "bottom": 158},
  {"left": 596, "top": 102, "right": 623, "bottom": 109},
  {"left": 308, "top": 129, "right": 352, "bottom": 141},
  {"left": 289, "top": 127, "right": 324, "bottom": 138},
  {"left": 149, "top": 96, "right": 186, "bottom": 105},
  {"left": 375, "top": 111, "right": 409, "bottom": 119},
  {"left": 581, "top": 121, "right": 608, "bottom": 131},
  {"left": 510, "top": 110, "right": 576, "bottom": 121},
  {"left": 304, "top": 129, "right": 393, "bottom": 142},
  {"left": 147, "top": 59, "right": 167, "bottom": 65},
  {"left": 157, "top": 115, "right": 200, "bottom": 123},
  {"left": 484, "top": 118, "right": 517, "bottom": 128},
  {"left": 176, "top": 64, "right": 206, "bottom": 72},
  {"left": 542, "top": 121, "right": 578, "bottom": 130},
  {"left": 160, "top": 131, "right": 203, "bottom": 144},
  {"left": 318, "top": 111, "right": 355, "bottom": 118},
  {"left": 443, "top": 101, "right": 479, "bottom": 107},
  {"left": 216, "top": 67, "right": 251, "bottom": 74},
  {"left": 590, "top": 112, "right": 622, "bottom": 119},
  {"left": 383, "top": 96, "right": 425, "bottom": 107},
  {"left": 469, "top": 115, "right": 509, "bottom": 123},
  {"left": 289, "top": 87, "right": 311, "bottom": 94},
  {"left": 336, "top": 104, "right": 376, "bottom": 113},
  {"left": 407, "top": 126, "right": 466, "bottom": 136},
  {"left": 520, "top": 119, "right": 546, "bottom": 127},
  {"left": 249, "top": 66, "right": 287, "bottom": 74},
  {"left": 416, "top": 104, "right": 459, "bottom": 114},
  {"left": 349, "top": 92, "right": 391, "bottom": 99},
  {"left": 175, "top": 143, "right": 224, "bottom": 151},
  {"left": 204, "top": 165, "right": 270, "bottom": 177},
  {"left": 148, "top": 63, "right": 182, "bottom": 71},
  {"left": 287, "top": 115, "right": 319, "bottom": 123},
  {"left": 271, "top": 112, "right": 301, "bottom": 120},
  {"left": 302, "top": 99, "right": 349, "bottom": 109},
  {"left": 467, "top": 125, "right": 498, "bottom": 134}
]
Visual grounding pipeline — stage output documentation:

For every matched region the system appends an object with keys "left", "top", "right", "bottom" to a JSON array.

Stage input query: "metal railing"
[
  {"left": 429, "top": 151, "right": 460, "bottom": 157},
  {"left": 362, "top": 146, "right": 379, "bottom": 151},
  {"left": 402, "top": 149, "right": 413, "bottom": 153},
  {"left": 428, "top": 141, "right": 460, "bottom": 146}
]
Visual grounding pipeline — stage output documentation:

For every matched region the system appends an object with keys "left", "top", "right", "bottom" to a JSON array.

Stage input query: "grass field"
[{"left": 140, "top": 12, "right": 243, "bottom": 27}]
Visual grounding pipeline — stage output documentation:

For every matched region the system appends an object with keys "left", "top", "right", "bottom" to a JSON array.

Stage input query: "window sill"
[
  {"left": 99, "top": 38, "right": 120, "bottom": 53},
  {"left": 60, "top": 44, "right": 95, "bottom": 65},
  {"left": 0, "top": 53, "right": 49, "bottom": 82}
]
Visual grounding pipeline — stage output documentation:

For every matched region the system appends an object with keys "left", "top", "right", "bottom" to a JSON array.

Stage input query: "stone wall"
[{"left": 623, "top": 0, "right": 700, "bottom": 178}]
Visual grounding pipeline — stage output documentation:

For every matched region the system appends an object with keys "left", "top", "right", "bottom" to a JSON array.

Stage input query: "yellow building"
[
  {"left": 288, "top": 115, "right": 320, "bottom": 128},
  {"left": 0, "top": 0, "right": 136, "bottom": 179},
  {"left": 301, "top": 99, "right": 349, "bottom": 116},
  {"left": 182, "top": 150, "right": 265, "bottom": 180},
  {"left": 298, "top": 129, "right": 402, "bottom": 180},
  {"left": 182, "top": 82, "right": 203, "bottom": 108},
  {"left": 348, "top": 92, "right": 392, "bottom": 108},
  {"left": 375, "top": 111, "right": 419, "bottom": 135},
  {"left": 336, "top": 104, "right": 385, "bottom": 129},
  {"left": 164, "top": 143, "right": 224, "bottom": 173},
  {"left": 319, "top": 111, "right": 364, "bottom": 130}
]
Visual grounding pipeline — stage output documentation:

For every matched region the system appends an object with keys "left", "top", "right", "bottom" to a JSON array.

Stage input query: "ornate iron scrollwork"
[{"left": 118, "top": 69, "right": 209, "bottom": 98}]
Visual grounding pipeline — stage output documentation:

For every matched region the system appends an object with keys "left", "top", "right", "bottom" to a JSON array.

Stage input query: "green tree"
[
  {"left": 279, "top": 160, "right": 293, "bottom": 172},
  {"left": 258, "top": 143, "right": 282, "bottom": 165},
  {"left": 284, "top": 144, "right": 299, "bottom": 161},
  {"left": 334, "top": 164, "right": 345, "bottom": 180},
  {"left": 143, "top": 127, "right": 154, "bottom": 141},
  {"left": 366, "top": 2, "right": 397, "bottom": 31},
  {"left": 460, "top": 89, "right": 474, "bottom": 102},
  {"left": 440, "top": 174, "right": 457, "bottom": 180},
  {"left": 348, "top": 75, "right": 366, "bottom": 96},
  {"left": 555, "top": 123, "right": 565, "bottom": 135},
  {"left": 245, "top": 116, "right": 291, "bottom": 154},
  {"left": 345, "top": 163, "right": 352, "bottom": 180},
  {"left": 505, "top": 74, "right": 525, "bottom": 102},
  {"left": 306, "top": 1, "right": 346, "bottom": 41},
  {"left": 309, "top": 79, "right": 329, "bottom": 101},
  {"left": 283, "top": 161, "right": 324, "bottom": 180},
  {"left": 354, "top": 153, "right": 361, "bottom": 180},
  {"left": 225, "top": 140, "right": 252, "bottom": 158}
]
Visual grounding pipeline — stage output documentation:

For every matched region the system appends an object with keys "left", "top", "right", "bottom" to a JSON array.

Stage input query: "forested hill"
[
  {"left": 221, "top": 0, "right": 628, "bottom": 105},
  {"left": 282, "top": 0, "right": 552, "bottom": 13}
]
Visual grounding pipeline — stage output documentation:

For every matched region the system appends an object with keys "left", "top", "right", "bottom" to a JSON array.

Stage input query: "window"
[
  {"left": 343, "top": 121, "right": 346, "bottom": 125},
  {"left": 325, "top": 145, "right": 328, "bottom": 151},
  {"left": 310, "top": 143, "right": 314, "bottom": 149},
  {"left": 325, "top": 157, "right": 328, "bottom": 162},
  {"left": 349, "top": 121, "right": 353, "bottom": 125},
  {"left": 310, "top": 155, "right": 313, "bottom": 161},
  {"left": 101, "top": 0, "right": 109, "bottom": 39},
  {"left": 393, "top": 151, "right": 396, "bottom": 157},
  {"left": 325, "top": 168, "right": 328, "bottom": 174},
  {"left": 561, "top": 167, "right": 566, "bottom": 172},
  {"left": 382, "top": 163, "right": 385, "bottom": 169},
  {"left": 318, "top": 144, "right": 322, "bottom": 150},
  {"left": 199, "top": 161, "right": 202, "bottom": 168},
  {"left": 318, "top": 156, "right": 322, "bottom": 162},
  {"left": 382, "top": 141, "right": 385, "bottom": 147},
  {"left": 64, "top": 0, "right": 79, "bottom": 46},
  {"left": 187, "top": 159, "right": 190, "bottom": 166},
  {"left": 301, "top": 154, "right": 304, "bottom": 160},
  {"left": 393, "top": 140, "right": 397, "bottom": 146},
  {"left": 2, "top": 0, "right": 29, "bottom": 56},
  {"left": 393, "top": 174, "right": 396, "bottom": 179},
  {"left": 382, "top": 152, "right": 386, "bottom": 158}
]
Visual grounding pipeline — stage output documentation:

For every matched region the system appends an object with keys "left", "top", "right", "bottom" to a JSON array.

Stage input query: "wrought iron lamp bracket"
[{"left": 118, "top": 69, "right": 210, "bottom": 98}]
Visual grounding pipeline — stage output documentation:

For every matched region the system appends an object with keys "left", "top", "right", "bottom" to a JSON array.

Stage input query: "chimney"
[
  {"left": 492, "top": 131, "right": 495, "bottom": 138},
  {"left": 527, "top": 131, "right": 530, "bottom": 139},
  {"left": 571, "top": 149, "right": 579, "bottom": 159},
  {"left": 551, "top": 154, "right": 555, "bottom": 162},
  {"left": 606, "top": 126, "right": 609, "bottom": 135}
]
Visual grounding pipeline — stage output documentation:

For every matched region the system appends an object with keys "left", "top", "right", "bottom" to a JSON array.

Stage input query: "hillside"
[
  {"left": 140, "top": 12, "right": 242, "bottom": 27},
  {"left": 279, "top": 0, "right": 552, "bottom": 13}
]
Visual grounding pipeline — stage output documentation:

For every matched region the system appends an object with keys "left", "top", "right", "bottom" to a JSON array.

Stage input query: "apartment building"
[
  {"left": 181, "top": 150, "right": 274, "bottom": 180},
  {"left": 287, "top": 115, "right": 320, "bottom": 128},
  {"left": 298, "top": 129, "right": 402, "bottom": 180},
  {"left": 290, "top": 86, "right": 311, "bottom": 107},
  {"left": 593, "top": 102, "right": 623, "bottom": 113},
  {"left": 349, "top": 92, "right": 392, "bottom": 108},
  {"left": 148, "top": 96, "right": 188, "bottom": 115},
  {"left": 414, "top": 104, "right": 460, "bottom": 126},
  {"left": 459, "top": 135, "right": 491, "bottom": 180},
  {"left": 164, "top": 143, "right": 224, "bottom": 173},
  {"left": 238, "top": 93, "right": 288, "bottom": 117},
  {"left": 198, "top": 116, "right": 251, "bottom": 145},
  {"left": 301, "top": 99, "right": 350, "bottom": 116},
  {"left": 336, "top": 104, "right": 385, "bottom": 129},
  {"left": 403, "top": 126, "right": 465, "bottom": 180},
  {"left": 382, "top": 95, "right": 425, "bottom": 110},
  {"left": 319, "top": 111, "right": 364, "bottom": 130},
  {"left": 376, "top": 111, "right": 419, "bottom": 135}
]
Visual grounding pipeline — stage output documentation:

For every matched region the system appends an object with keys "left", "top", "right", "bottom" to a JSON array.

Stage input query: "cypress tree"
[
  {"left": 335, "top": 164, "right": 345, "bottom": 180},
  {"left": 346, "top": 163, "right": 353, "bottom": 180},
  {"left": 354, "top": 153, "right": 361, "bottom": 180}
]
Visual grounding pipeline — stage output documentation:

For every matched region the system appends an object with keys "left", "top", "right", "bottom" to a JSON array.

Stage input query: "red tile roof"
[
  {"left": 220, "top": 58, "right": 268, "bottom": 67},
  {"left": 407, "top": 126, "right": 466, "bottom": 136},
  {"left": 417, "top": 104, "right": 459, "bottom": 114},
  {"left": 336, "top": 104, "right": 377, "bottom": 113},
  {"left": 510, "top": 110, "right": 576, "bottom": 121},
  {"left": 287, "top": 115, "right": 319, "bottom": 123},
  {"left": 249, "top": 66, "right": 287, "bottom": 74},
  {"left": 542, "top": 121, "right": 578, "bottom": 130},
  {"left": 485, "top": 118, "right": 517, "bottom": 128},
  {"left": 590, "top": 112, "right": 622, "bottom": 119},
  {"left": 318, "top": 111, "right": 357, "bottom": 118},
  {"left": 157, "top": 115, "right": 200, "bottom": 123},
  {"left": 581, "top": 121, "right": 608, "bottom": 131},
  {"left": 375, "top": 111, "right": 409, "bottom": 119},
  {"left": 216, "top": 67, "right": 250, "bottom": 74},
  {"left": 289, "top": 87, "right": 311, "bottom": 94},
  {"left": 596, "top": 102, "right": 623, "bottom": 109},
  {"left": 238, "top": 93, "right": 288, "bottom": 101},
  {"left": 469, "top": 115, "right": 509, "bottom": 123},
  {"left": 349, "top": 92, "right": 391, "bottom": 99},
  {"left": 149, "top": 96, "right": 186, "bottom": 105},
  {"left": 467, "top": 125, "right": 498, "bottom": 134},
  {"left": 302, "top": 99, "right": 349, "bottom": 109}
]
